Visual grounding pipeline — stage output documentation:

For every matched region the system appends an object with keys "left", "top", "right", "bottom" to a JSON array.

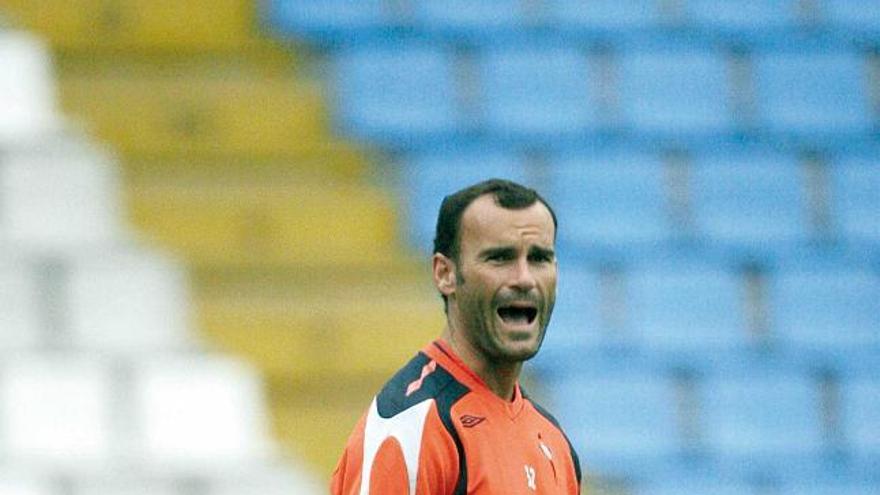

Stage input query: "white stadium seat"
[
  {"left": 132, "top": 354, "right": 274, "bottom": 474},
  {"left": 0, "top": 30, "right": 61, "bottom": 144},
  {"left": 0, "top": 470, "right": 58, "bottom": 495},
  {"left": 0, "top": 142, "right": 126, "bottom": 252},
  {"left": 66, "top": 247, "right": 194, "bottom": 355},
  {"left": 0, "top": 355, "right": 114, "bottom": 472}
]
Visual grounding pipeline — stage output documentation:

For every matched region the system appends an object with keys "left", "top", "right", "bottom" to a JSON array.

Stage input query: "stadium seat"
[
  {"left": 264, "top": 0, "right": 397, "bottom": 42},
  {"left": 690, "top": 151, "right": 809, "bottom": 252},
  {"left": 0, "top": 252, "right": 41, "bottom": 352},
  {"left": 0, "top": 0, "right": 258, "bottom": 51},
  {"left": 552, "top": 372, "right": 682, "bottom": 479},
  {"left": 831, "top": 154, "right": 880, "bottom": 245},
  {"left": 840, "top": 377, "right": 880, "bottom": 468},
  {"left": 633, "top": 477, "right": 753, "bottom": 495},
  {"left": 767, "top": 267, "right": 880, "bottom": 357},
  {"left": 400, "top": 149, "right": 529, "bottom": 253},
  {"left": 532, "top": 262, "right": 605, "bottom": 368},
  {"left": 479, "top": 44, "right": 602, "bottom": 142},
  {"left": 60, "top": 74, "right": 329, "bottom": 157},
  {"left": 548, "top": 150, "right": 673, "bottom": 253},
  {"left": 820, "top": 0, "right": 880, "bottom": 41},
  {"left": 333, "top": 43, "right": 468, "bottom": 146},
  {"left": 208, "top": 465, "right": 324, "bottom": 495},
  {"left": 617, "top": 49, "right": 734, "bottom": 137},
  {"left": 682, "top": 0, "right": 802, "bottom": 38},
  {"left": 700, "top": 372, "right": 825, "bottom": 476},
  {"left": 0, "top": 355, "right": 114, "bottom": 471},
  {"left": 778, "top": 479, "right": 880, "bottom": 495},
  {"left": 66, "top": 247, "right": 194, "bottom": 355},
  {"left": 752, "top": 51, "right": 872, "bottom": 139},
  {"left": 0, "top": 471, "right": 56, "bottom": 495},
  {"left": 132, "top": 354, "right": 273, "bottom": 474},
  {"left": 0, "top": 30, "right": 60, "bottom": 144},
  {"left": 70, "top": 476, "right": 178, "bottom": 495},
  {"left": 625, "top": 262, "right": 748, "bottom": 361},
  {"left": 545, "top": 0, "right": 665, "bottom": 35},
  {"left": 412, "top": 0, "right": 535, "bottom": 39},
  {"left": 0, "top": 142, "right": 125, "bottom": 252}
]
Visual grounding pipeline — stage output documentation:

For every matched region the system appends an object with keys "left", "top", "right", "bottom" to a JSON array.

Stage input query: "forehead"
[{"left": 459, "top": 194, "right": 556, "bottom": 250}]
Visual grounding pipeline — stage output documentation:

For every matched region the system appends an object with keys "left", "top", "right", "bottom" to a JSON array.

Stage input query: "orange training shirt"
[{"left": 331, "top": 340, "right": 582, "bottom": 494}]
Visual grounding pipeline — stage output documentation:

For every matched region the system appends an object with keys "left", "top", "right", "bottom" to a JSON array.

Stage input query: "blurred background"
[{"left": 0, "top": 1, "right": 877, "bottom": 494}]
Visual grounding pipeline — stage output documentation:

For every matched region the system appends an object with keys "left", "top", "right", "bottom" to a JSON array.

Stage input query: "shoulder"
[
  {"left": 376, "top": 351, "right": 471, "bottom": 421},
  {"left": 522, "top": 389, "right": 583, "bottom": 485}
]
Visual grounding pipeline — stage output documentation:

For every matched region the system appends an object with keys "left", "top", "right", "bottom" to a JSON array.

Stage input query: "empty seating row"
[
  {"left": 333, "top": 44, "right": 876, "bottom": 147},
  {"left": 0, "top": 247, "right": 192, "bottom": 356},
  {"left": 400, "top": 147, "right": 879, "bottom": 257},
  {"left": 548, "top": 369, "right": 879, "bottom": 482},
  {"left": 533, "top": 260, "right": 879, "bottom": 372},
  {"left": 0, "top": 464, "right": 321, "bottom": 495},
  {"left": 0, "top": 354, "right": 271, "bottom": 475},
  {"left": 265, "top": 0, "right": 880, "bottom": 45},
  {"left": 632, "top": 476, "right": 880, "bottom": 495}
]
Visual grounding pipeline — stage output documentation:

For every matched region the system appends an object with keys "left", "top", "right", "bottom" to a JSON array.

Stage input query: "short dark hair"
[{"left": 433, "top": 178, "right": 558, "bottom": 262}]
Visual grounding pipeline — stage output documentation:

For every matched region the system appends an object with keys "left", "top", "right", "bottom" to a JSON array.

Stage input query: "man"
[{"left": 331, "top": 179, "right": 581, "bottom": 494}]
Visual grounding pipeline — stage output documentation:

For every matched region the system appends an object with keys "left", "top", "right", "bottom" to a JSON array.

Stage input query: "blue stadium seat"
[
  {"left": 752, "top": 51, "right": 872, "bottom": 139},
  {"left": 778, "top": 479, "right": 880, "bottom": 495},
  {"left": 411, "top": 0, "right": 533, "bottom": 40},
  {"left": 400, "top": 149, "right": 529, "bottom": 253},
  {"left": 625, "top": 262, "right": 748, "bottom": 361},
  {"left": 552, "top": 371, "right": 683, "bottom": 480},
  {"left": 831, "top": 154, "right": 880, "bottom": 245},
  {"left": 682, "top": 0, "right": 802, "bottom": 38},
  {"left": 768, "top": 267, "right": 880, "bottom": 358},
  {"left": 479, "top": 44, "right": 601, "bottom": 143},
  {"left": 545, "top": 0, "right": 665, "bottom": 35},
  {"left": 533, "top": 262, "right": 605, "bottom": 368},
  {"left": 840, "top": 378, "right": 880, "bottom": 471},
  {"left": 548, "top": 150, "right": 673, "bottom": 254},
  {"left": 617, "top": 49, "right": 735, "bottom": 138},
  {"left": 634, "top": 477, "right": 754, "bottom": 495},
  {"left": 690, "top": 151, "right": 808, "bottom": 253},
  {"left": 820, "top": 0, "right": 880, "bottom": 41},
  {"left": 333, "top": 44, "right": 468, "bottom": 146},
  {"left": 700, "top": 373, "right": 825, "bottom": 476},
  {"left": 263, "top": 0, "right": 397, "bottom": 42}
]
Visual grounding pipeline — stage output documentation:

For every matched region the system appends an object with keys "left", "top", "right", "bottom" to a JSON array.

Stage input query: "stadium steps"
[
  {"left": 126, "top": 174, "right": 400, "bottom": 268},
  {"left": 0, "top": 0, "right": 438, "bottom": 480}
]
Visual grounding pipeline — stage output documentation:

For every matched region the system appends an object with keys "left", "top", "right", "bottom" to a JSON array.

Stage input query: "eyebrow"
[
  {"left": 478, "top": 245, "right": 556, "bottom": 260},
  {"left": 529, "top": 245, "right": 556, "bottom": 259}
]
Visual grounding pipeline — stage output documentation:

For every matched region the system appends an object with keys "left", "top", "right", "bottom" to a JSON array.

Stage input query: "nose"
[{"left": 509, "top": 257, "right": 537, "bottom": 292}]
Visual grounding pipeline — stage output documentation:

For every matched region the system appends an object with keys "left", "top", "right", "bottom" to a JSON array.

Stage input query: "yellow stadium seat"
[
  {"left": 60, "top": 75, "right": 329, "bottom": 157},
  {"left": 198, "top": 294, "right": 442, "bottom": 378},
  {"left": 0, "top": 0, "right": 261, "bottom": 51},
  {"left": 128, "top": 181, "right": 399, "bottom": 268}
]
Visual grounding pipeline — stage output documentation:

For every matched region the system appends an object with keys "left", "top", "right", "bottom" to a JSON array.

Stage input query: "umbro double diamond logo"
[{"left": 460, "top": 415, "right": 487, "bottom": 428}]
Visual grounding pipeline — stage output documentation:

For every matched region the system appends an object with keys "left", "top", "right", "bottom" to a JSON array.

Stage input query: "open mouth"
[{"left": 497, "top": 305, "right": 538, "bottom": 326}]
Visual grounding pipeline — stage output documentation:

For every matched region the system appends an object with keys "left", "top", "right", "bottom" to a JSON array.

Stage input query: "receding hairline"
[{"left": 456, "top": 192, "right": 557, "bottom": 252}]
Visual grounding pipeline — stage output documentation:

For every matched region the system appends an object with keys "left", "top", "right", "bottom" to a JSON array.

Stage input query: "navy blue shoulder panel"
[
  {"left": 522, "top": 389, "right": 582, "bottom": 486},
  {"left": 375, "top": 351, "right": 471, "bottom": 495}
]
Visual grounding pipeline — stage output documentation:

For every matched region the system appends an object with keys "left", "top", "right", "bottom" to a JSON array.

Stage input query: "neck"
[{"left": 440, "top": 324, "right": 522, "bottom": 401}]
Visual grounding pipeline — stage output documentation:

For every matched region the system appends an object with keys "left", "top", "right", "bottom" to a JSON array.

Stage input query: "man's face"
[{"left": 448, "top": 194, "right": 557, "bottom": 364}]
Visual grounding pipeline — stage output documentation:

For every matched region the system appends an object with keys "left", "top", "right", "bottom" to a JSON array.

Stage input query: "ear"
[{"left": 432, "top": 253, "right": 457, "bottom": 298}]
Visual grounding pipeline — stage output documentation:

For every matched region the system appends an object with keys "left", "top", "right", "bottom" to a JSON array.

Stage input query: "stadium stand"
[
  {"left": 0, "top": 7, "right": 326, "bottom": 495},
  {"left": 256, "top": 0, "right": 880, "bottom": 493},
  {"left": 4, "top": 0, "right": 879, "bottom": 494}
]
